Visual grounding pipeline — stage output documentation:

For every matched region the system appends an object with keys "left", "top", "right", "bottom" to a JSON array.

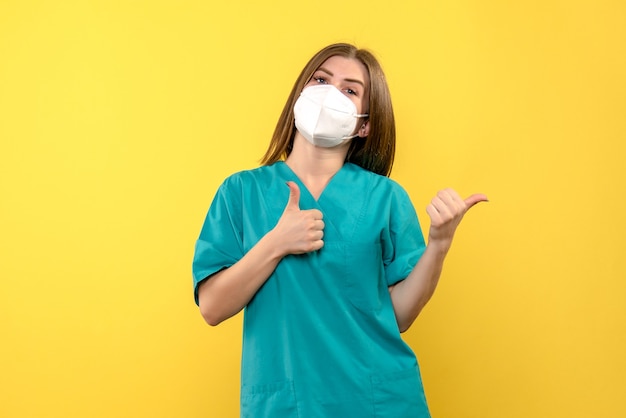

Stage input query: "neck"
[
  {"left": 286, "top": 134, "right": 349, "bottom": 174},
  {"left": 284, "top": 134, "right": 350, "bottom": 199}
]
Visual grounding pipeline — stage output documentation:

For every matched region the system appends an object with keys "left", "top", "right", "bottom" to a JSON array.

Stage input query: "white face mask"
[{"left": 293, "top": 84, "right": 368, "bottom": 148}]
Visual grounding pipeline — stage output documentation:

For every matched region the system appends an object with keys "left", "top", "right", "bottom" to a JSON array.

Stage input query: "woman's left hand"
[{"left": 426, "top": 188, "right": 488, "bottom": 252}]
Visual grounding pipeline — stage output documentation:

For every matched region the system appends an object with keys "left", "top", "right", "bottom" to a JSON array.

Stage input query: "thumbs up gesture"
[
  {"left": 426, "top": 188, "right": 488, "bottom": 252},
  {"left": 272, "top": 182, "right": 325, "bottom": 255}
]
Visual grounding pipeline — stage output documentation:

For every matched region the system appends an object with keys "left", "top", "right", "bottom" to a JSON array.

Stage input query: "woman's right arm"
[{"left": 198, "top": 182, "right": 324, "bottom": 326}]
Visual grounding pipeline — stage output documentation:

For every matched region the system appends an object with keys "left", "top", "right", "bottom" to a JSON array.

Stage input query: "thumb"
[
  {"left": 285, "top": 181, "right": 301, "bottom": 211},
  {"left": 464, "top": 193, "right": 489, "bottom": 209}
]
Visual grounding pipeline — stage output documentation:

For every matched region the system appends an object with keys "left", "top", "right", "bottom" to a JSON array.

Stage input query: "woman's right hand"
[{"left": 271, "top": 181, "right": 325, "bottom": 256}]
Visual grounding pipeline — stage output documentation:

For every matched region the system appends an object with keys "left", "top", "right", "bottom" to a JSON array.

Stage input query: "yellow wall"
[{"left": 1, "top": 1, "right": 624, "bottom": 417}]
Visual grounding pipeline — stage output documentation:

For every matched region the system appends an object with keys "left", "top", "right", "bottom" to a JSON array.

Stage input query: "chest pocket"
[{"left": 344, "top": 241, "right": 386, "bottom": 312}]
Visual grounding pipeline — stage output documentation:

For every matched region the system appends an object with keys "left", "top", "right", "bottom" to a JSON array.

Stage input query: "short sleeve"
[
  {"left": 382, "top": 185, "right": 426, "bottom": 286},
  {"left": 192, "top": 176, "right": 245, "bottom": 305}
]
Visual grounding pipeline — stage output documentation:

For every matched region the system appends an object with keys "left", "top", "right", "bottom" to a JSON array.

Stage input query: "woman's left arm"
[{"left": 389, "top": 188, "right": 487, "bottom": 332}]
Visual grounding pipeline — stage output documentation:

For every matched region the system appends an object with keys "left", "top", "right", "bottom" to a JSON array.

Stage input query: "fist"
[
  {"left": 273, "top": 181, "right": 325, "bottom": 255},
  {"left": 426, "top": 188, "right": 488, "bottom": 251}
]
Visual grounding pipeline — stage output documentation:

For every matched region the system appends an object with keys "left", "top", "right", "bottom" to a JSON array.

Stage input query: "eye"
[
  {"left": 346, "top": 88, "right": 357, "bottom": 96},
  {"left": 313, "top": 76, "right": 327, "bottom": 84}
]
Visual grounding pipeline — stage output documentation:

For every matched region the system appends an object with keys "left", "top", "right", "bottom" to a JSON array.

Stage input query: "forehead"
[{"left": 316, "top": 55, "right": 370, "bottom": 86}]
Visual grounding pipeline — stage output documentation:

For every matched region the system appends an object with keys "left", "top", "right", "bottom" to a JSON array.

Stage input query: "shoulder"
[
  {"left": 220, "top": 164, "right": 280, "bottom": 191},
  {"left": 344, "top": 163, "right": 410, "bottom": 198}
]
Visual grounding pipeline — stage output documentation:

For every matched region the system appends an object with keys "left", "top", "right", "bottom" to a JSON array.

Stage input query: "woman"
[{"left": 192, "top": 43, "right": 486, "bottom": 417}]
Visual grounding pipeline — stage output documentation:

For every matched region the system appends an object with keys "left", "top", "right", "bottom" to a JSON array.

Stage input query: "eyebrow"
[{"left": 316, "top": 67, "right": 365, "bottom": 88}]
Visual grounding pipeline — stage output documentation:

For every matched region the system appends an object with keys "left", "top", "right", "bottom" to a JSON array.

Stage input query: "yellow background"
[{"left": 1, "top": 1, "right": 625, "bottom": 417}]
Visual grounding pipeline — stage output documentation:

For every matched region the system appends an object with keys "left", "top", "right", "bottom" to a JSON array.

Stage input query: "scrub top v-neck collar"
[
  {"left": 276, "top": 160, "right": 348, "bottom": 206},
  {"left": 275, "top": 161, "right": 369, "bottom": 244}
]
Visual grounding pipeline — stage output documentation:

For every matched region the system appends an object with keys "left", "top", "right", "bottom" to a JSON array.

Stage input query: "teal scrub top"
[{"left": 193, "top": 162, "right": 431, "bottom": 418}]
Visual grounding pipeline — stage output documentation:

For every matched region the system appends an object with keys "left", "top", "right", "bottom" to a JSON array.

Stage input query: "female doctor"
[{"left": 192, "top": 43, "right": 487, "bottom": 418}]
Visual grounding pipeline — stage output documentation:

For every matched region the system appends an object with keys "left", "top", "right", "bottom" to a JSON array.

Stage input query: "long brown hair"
[{"left": 260, "top": 43, "right": 396, "bottom": 177}]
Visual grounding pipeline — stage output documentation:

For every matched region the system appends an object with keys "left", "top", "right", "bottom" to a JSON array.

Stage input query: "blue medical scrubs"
[{"left": 193, "top": 162, "right": 431, "bottom": 417}]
